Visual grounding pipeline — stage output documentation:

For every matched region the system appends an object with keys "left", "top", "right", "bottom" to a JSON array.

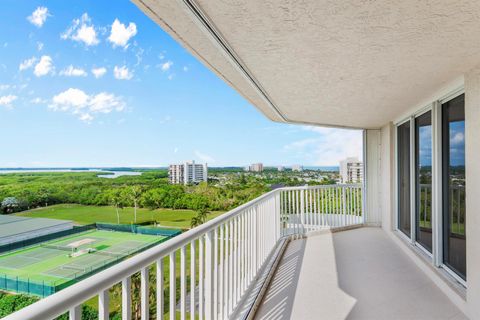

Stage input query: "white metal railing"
[
  {"left": 5, "top": 184, "right": 363, "bottom": 320},
  {"left": 418, "top": 184, "right": 465, "bottom": 235},
  {"left": 280, "top": 184, "right": 363, "bottom": 235}
]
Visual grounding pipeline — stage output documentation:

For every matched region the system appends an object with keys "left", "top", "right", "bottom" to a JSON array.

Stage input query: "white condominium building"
[
  {"left": 291, "top": 164, "right": 303, "bottom": 172},
  {"left": 169, "top": 160, "right": 208, "bottom": 185},
  {"left": 339, "top": 157, "right": 363, "bottom": 183},
  {"left": 247, "top": 163, "right": 263, "bottom": 172}
]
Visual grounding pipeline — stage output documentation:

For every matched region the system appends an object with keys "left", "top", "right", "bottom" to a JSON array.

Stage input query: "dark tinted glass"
[
  {"left": 398, "top": 121, "right": 411, "bottom": 237},
  {"left": 415, "top": 111, "right": 432, "bottom": 252},
  {"left": 442, "top": 94, "right": 466, "bottom": 280}
]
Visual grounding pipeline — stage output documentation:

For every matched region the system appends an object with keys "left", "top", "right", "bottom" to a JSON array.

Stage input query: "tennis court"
[{"left": 0, "top": 229, "right": 168, "bottom": 296}]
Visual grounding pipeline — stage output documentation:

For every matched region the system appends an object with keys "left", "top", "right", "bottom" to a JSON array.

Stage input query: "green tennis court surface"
[{"left": 0, "top": 230, "right": 167, "bottom": 295}]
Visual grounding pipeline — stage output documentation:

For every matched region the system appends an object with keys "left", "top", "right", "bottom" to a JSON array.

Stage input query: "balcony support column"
[{"left": 364, "top": 129, "right": 382, "bottom": 226}]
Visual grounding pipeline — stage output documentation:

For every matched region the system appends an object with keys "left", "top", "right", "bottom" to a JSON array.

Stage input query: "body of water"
[{"left": 0, "top": 168, "right": 142, "bottom": 179}]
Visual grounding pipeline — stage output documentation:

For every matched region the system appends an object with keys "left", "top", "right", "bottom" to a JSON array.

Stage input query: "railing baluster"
[
  {"left": 169, "top": 252, "right": 176, "bottom": 320},
  {"left": 224, "top": 223, "right": 229, "bottom": 318},
  {"left": 99, "top": 289, "right": 109, "bottom": 320},
  {"left": 199, "top": 238, "right": 204, "bottom": 320},
  {"left": 213, "top": 228, "right": 218, "bottom": 320},
  {"left": 228, "top": 219, "right": 233, "bottom": 314},
  {"left": 141, "top": 266, "right": 149, "bottom": 320},
  {"left": 205, "top": 230, "right": 214, "bottom": 320},
  {"left": 69, "top": 305, "right": 81, "bottom": 320},
  {"left": 122, "top": 276, "right": 131, "bottom": 320},
  {"left": 218, "top": 226, "right": 223, "bottom": 320},
  {"left": 190, "top": 241, "right": 196, "bottom": 320},
  {"left": 156, "top": 258, "right": 164, "bottom": 320},
  {"left": 180, "top": 246, "right": 187, "bottom": 320},
  {"left": 233, "top": 217, "right": 238, "bottom": 305}
]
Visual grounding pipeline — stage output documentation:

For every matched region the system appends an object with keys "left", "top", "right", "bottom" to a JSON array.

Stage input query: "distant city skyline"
[{"left": 0, "top": 0, "right": 363, "bottom": 168}]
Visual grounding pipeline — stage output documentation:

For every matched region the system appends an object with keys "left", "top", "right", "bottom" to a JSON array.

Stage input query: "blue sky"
[{"left": 0, "top": 0, "right": 362, "bottom": 168}]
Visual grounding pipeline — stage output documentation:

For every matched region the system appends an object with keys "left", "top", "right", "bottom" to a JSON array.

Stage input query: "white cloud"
[
  {"left": 113, "top": 65, "right": 133, "bottom": 80},
  {"left": 37, "top": 42, "right": 44, "bottom": 51},
  {"left": 0, "top": 95, "right": 17, "bottom": 108},
  {"left": 27, "top": 7, "right": 49, "bottom": 28},
  {"left": 159, "top": 115, "right": 172, "bottom": 124},
  {"left": 174, "top": 147, "right": 179, "bottom": 153},
  {"left": 34, "top": 56, "right": 54, "bottom": 77},
  {"left": 161, "top": 61, "right": 173, "bottom": 71},
  {"left": 451, "top": 132, "right": 464, "bottom": 146},
  {"left": 194, "top": 150, "right": 215, "bottom": 163},
  {"left": 283, "top": 126, "right": 363, "bottom": 166},
  {"left": 50, "top": 88, "right": 89, "bottom": 111},
  {"left": 91, "top": 67, "right": 107, "bottom": 78},
  {"left": 79, "top": 113, "right": 93, "bottom": 122},
  {"left": 108, "top": 19, "right": 137, "bottom": 48},
  {"left": 0, "top": 84, "right": 10, "bottom": 90},
  {"left": 19, "top": 57, "right": 37, "bottom": 71},
  {"left": 168, "top": 74, "right": 175, "bottom": 80},
  {"left": 30, "top": 97, "right": 47, "bottom": 104},
  {"left": 60, "top": 65, "right": 87, "bottom": 77},
  {"left": 49, "top": 88, "right": 125, "bottom": 122},
  {"left": 89, "top": 92, "right": 125, "bottom": 113},
  {"left": 61, "top": 13, "right": 99, "bottom": 46},
  {"left": 183, "top": 66, "right": 188, "bottom": 72}
]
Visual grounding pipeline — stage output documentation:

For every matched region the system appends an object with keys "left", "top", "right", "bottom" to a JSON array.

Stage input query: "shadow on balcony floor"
[{"left": 254, "top": 227, "right": 468, "bottom": 320}]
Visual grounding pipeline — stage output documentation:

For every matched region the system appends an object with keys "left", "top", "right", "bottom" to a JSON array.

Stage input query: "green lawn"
[{"left": 16, "top": 204, "right": 224, "bottom": 229}]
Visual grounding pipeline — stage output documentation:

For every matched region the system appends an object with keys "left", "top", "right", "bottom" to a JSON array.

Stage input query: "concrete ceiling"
[{"left": 133, "top": 0, "right": 480, "bottom": 129}]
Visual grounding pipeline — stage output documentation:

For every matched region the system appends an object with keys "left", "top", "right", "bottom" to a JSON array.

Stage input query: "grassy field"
[{"left": 17, "top": 204, "right": 224, "bottom": 229}]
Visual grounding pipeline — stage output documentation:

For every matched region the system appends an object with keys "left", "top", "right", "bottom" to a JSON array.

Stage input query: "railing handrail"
[
  {"left": 5, "top": 188, "right": 281, "bottom": 320},
  {"left": 280, "top": 183, "right": 361, "bottom": 191}
]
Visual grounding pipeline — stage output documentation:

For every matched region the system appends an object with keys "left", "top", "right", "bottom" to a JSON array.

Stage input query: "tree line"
[{"left": 0, "top": 171, "right": 269, "bottom": 215}]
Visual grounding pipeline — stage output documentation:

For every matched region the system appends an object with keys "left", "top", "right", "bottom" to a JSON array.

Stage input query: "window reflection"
[{"left": 415, "top": 112, "right": 432, "bottom": 252}]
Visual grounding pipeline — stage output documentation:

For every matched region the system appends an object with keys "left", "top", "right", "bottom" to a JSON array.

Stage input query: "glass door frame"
[
  {"left": 413, "top": 108, "right": 434, "bottom": 257},
  {"left": 394, "top": 87, "right": 466, "bottom": 287},
  {"left": 395, "top": 117, "right": 414, "bottom": 243},
  {"left": 439, "top": 91, "right": 467, "bottom": 285}
]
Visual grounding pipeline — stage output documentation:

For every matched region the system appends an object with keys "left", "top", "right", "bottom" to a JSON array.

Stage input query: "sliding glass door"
[
  {"left": 415, "top": 111, "right": 432, "bottom": 252},
  {"left": 398, "top": 121, "right": 411, "bottom": 237},
  {"left": 442, "top": 94, "right": 466, "bottom": 280}
]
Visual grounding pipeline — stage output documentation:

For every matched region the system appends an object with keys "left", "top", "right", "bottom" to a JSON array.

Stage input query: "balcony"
[
  {"left": 4, "top": 184, "right": 466, "bottom": 319},
  {"left": 254, "top": 228, "right": 465, "bottom": 320}
]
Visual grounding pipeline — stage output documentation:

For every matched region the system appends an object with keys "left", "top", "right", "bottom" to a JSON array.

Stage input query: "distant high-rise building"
[
  {"left": 291, "top": 164, "right": 303, "bottom": 172},
  {"left": 247, "top": 163, "right": 264, "bottom": 172},
  {"left": 169, "top": 160, "right": 208, "bottom": 185},
  {"left": 278, "top": 166, "right": 285, "bottom": 172},
  {"left": 339, "top": 157, "right": 363, "bottom": 183}
]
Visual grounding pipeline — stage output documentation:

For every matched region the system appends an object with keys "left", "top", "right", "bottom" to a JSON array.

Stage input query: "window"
[
  {"left": 415, "top": 111, "right": 432, "bottom": 252},
  {"left": 396, "top": 89, "right": 466, "bottom": 284},
  {"left": 398, "top": 121, "right": 411, "bottom": 237},
  {"left": 442, "top": 94, "right": 466, "bottom": 280}
]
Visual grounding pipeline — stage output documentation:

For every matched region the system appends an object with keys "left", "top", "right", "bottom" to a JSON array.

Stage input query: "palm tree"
[
  {"left": 128, "top": 186, "right": 143, "bottom": 223},
  {"left": 190, "top": 208, "right": 209, "bottom": 228},
  {"left": 108, "top": 189, "right": 124, "bottom": 224}
]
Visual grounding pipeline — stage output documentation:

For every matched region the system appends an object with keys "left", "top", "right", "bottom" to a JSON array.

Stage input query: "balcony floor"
[{"left": 254, "top": 227, "right": 467, "bottom": 320}]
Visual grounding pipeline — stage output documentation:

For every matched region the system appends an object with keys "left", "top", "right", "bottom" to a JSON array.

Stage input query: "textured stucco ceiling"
[{"left": 133, "top": 0, "right": 480, "bottom": 129}]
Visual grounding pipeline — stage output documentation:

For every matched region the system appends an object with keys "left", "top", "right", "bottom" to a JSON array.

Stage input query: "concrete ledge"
[
  {"left": 231, "top": 237, "right": 290, "bottom": 320},
  {"left": 305, "top": 223, "right": 365, "bottom": 238}
]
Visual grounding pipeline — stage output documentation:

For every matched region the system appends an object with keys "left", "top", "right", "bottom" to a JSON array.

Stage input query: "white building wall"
[
  {"left": 365, "top": 129, "right": 382, "bottom": 226},
  {"left": 380, "top": 123, "right": 394, "bottom": 232},
  {"left": 465, "top": 66, "right": 480, "bottom": 319}
]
